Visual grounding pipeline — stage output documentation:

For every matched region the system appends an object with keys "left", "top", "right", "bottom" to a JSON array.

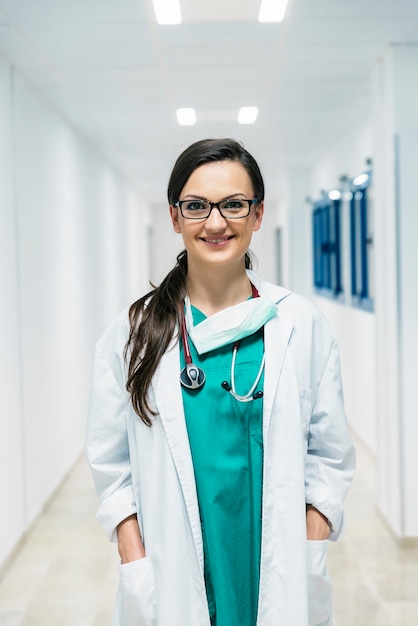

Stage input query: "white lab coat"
[{"left": 86, "top": 271, "right": 355, "bottom": 626}]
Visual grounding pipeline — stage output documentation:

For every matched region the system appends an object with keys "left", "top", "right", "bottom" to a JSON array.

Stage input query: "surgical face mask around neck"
[{"left": 185, "top": 292, "right": 277, "bottom": 354}]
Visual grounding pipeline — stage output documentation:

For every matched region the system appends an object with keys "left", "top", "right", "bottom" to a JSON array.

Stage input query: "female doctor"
[{"left": 86, "top": 138, "right": 355, "bottom": 626}]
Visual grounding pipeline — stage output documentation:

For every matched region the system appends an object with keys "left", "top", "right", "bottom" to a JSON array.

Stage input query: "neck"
[{"left": 186, "top": 264, "right": 252, "bottom": 316}]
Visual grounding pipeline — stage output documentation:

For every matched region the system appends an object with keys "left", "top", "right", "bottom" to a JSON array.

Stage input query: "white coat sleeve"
[
  {"left": 86, "top": 346, "right": 137, "bottom": 543},
  {"left": 304, "top": 340, "right": 356, "bottom": 541}
]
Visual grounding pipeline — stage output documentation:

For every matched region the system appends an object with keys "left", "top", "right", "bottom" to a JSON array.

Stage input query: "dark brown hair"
[{"left": 125, "top": 138, "right": 264, "bottom": 424}]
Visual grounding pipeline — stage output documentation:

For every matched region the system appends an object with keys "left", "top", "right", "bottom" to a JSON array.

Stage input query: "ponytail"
[{"left": 124, "top": 250, "right": 188, "bottom": 425}]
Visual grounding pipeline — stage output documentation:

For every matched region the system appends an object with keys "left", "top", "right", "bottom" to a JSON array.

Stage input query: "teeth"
[{"left": 206, "top": 238, "right": 226, "bottom": 243}]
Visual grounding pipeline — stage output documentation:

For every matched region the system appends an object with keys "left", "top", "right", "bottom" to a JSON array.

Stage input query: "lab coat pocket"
[
  {"left": 306, "top": 540, "right": 332, "bottom": 626},
  {"left": 117, "top": 557, "right": 158, "bottom": 626}
]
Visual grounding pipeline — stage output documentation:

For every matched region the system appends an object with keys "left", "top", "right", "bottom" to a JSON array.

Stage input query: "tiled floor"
[{"left": 0, "top": 435, "right": 417, "bottom": 625}]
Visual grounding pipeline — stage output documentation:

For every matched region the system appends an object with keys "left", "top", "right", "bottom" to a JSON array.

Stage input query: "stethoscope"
[{"left": 180, "top": 285, "right": 264, "bottom": 402}]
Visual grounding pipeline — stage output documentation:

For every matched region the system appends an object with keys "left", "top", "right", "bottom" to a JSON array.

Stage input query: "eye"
[
  {"left": 184, "top": 201, "right": 207, "bottom": 211},
  {"left": 222, "top": 199, "right": 246, "bottom": 209}
]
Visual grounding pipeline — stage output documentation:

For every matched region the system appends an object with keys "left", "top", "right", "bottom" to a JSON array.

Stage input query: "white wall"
[
  {"left": 282, "top": 118, "right": 377, "bottom": 454},
  {"left": 149, "top": 202, "right": 182, "bottom": 286},
  {"left": 286, "top": 168, "right": 313, "bottom": 296},
  {"left": 395, "top": 49, "right": 418, "bottom": 537},
  {"left": 312, "top": 119, "right": 376, "bottom": 453},
  {"left": 372, "top": 44, "right": 418, "bottom": 539},
  {"left": 310, "top": 119, "right": 372, "bottom": 194},
  {"left": 0, "top": 57, "right": 149, "bottom": 568},
  {"left": 251, "top": 192, "right": 279, "bottom": 285},
  {"left": 0, "top": 57, "right": 26, "bottom": 569},
  {"left": 311, "top": 298, "right": 376, "bottom": 454}
]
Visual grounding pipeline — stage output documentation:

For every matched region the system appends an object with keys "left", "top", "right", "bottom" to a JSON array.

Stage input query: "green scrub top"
[{"left": 181, "top": 306, "right": 264, "bottom": 626}]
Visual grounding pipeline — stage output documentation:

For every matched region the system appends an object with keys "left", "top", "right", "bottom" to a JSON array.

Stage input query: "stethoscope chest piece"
[
  {"left": 180, "top": 284, "right": 264, "bottom": 399},
  {"left": 180, "top": 363, "right": 206, "bottom": 390}
]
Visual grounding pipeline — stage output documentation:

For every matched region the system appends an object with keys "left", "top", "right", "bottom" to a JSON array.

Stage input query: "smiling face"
[{"left": 169, "top": 160, "right": 264, "bottom": 273}]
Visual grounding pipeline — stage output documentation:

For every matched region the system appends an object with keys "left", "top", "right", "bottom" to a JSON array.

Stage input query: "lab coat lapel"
[
  {"left": 246, "top": 273, "right": 294, "bottom": 436},
  {"left": 152, "top": 337, "right": 204, "bottom": 571},
  {"left": 263, "top": 299, "right": 294, "bottom": 440}
]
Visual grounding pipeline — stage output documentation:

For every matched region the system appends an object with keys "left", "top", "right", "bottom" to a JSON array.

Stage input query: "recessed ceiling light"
[
  {"left": 176, "top": 108, "right": 196, "bottom": 126},
  {"left": 152, "top": 0, "right": 182, "bottom": 25},
  {"left": 238, "top": 107, "right": 258, "bottom": 125},
  {"left": 258, "top": 0, "right": 289, "bottom": 23}
]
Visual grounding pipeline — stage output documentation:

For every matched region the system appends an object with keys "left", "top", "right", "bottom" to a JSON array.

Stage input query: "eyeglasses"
[{"left": 174, "top": 198, "right": 259, "bottom": 220}]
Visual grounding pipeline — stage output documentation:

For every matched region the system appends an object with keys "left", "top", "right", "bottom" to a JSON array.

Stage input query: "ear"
[
  {"left": 169, "top": 204, "right": 182, "bottom": 233},
  {"left": 252, "top": 200, "right": 264, "bottom": 232}
]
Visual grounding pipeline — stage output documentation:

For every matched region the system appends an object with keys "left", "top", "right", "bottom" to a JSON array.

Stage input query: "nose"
[{"left": 205, "top": 206, "right": 228, "bottom": 229}]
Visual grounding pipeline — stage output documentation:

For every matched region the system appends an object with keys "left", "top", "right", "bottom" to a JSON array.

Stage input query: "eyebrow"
[{"left": 181, "top": 193, "right": 249, "bottom": 201}]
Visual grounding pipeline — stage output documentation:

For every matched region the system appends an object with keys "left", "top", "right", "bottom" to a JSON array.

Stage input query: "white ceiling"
[{"left": 1, "top": 0, "right": 418, "bottom": 201}]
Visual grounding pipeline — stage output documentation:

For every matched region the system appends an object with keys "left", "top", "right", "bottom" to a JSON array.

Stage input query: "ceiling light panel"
[
  {"left": 238, "top": 107, "right": 258, "bottom": 124},
  {"left": 152, "top": 0, "right": 182, "bottom": 24},
  {"left": 181, "top": 0, "right": 257, "bottom": 21},
  {"left": 259, "top": 0, "right": 289, "bottom": 23},
  {"left": 176, "top": 108, "right": 196, "bottom": 125}
]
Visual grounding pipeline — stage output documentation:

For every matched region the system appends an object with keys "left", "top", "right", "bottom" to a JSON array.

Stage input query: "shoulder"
[
  {"left": 248, "top": 270, "right": 330, "bottom": 325},
  {"left": 248, "top": 271, "right": 337, "bottom": 351},
  {"left": 97, "top": 308, "right": 130, "bottom": 353}
]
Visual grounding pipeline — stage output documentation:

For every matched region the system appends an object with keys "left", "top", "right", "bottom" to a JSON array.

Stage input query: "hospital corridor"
[{"left": 1, "top": 1, "right": 418, "bottom": 625}]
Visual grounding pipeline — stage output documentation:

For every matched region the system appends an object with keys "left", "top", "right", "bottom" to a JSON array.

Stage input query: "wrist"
[
  {"left": 118, "top": 544, "right": 146, "bottom": 563},
  {"left": 117, "top": 515, "right": 146, "bottom": 563},
  {"left": 306, "top": 504, "right": 331, "bottom": 540}
]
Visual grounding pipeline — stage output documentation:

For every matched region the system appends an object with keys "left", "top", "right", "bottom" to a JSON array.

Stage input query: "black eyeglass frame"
[{"left": 174, "top": 197, "right": 260, "bottom": 220}]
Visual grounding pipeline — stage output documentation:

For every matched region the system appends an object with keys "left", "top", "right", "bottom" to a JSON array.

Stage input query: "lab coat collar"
[{"left": 246, "top": 269, "right": 291, "bottom": 305}]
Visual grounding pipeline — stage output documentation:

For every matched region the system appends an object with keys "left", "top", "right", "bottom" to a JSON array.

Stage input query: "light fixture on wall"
[
  {"left": 353, "top": 173, "right": 369, "bottom": 187},
  {"left": 238, "top": 107, "right": 258, "bottom": 124},
  {"left": 339, "top": 174, "right": 352, "bottom": 200},
  {"left": 176, "top": 108, "right": 196, "bottom": 126},
  {"left": 152, "top": 0, "right": 182, "bottom": 24},
  {"left": 258, "top": 0, "right": 289, "bottom": 22},
  {"left": 328, "top": 189, "right": 342, "bottom": 200}
]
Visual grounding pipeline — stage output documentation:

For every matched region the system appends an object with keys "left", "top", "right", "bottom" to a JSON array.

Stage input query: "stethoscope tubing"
[
  {"left": 180, "top": 284, "right": 264, "bottom": 401},
  {"left": 180, "top": 310, "right": 206, "bottom": 389},
  {"left": 229, "top": 341, "right": 265, "bottom": 402}
]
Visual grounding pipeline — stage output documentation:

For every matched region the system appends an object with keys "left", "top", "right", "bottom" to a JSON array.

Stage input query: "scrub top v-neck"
[{"left": 181, "top": 305, "right": 264, "bottom": 626}]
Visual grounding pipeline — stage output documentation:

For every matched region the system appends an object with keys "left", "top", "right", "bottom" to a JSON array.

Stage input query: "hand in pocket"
[{"left": 117, "top": 557, "right": 158, "bottom": 626}]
